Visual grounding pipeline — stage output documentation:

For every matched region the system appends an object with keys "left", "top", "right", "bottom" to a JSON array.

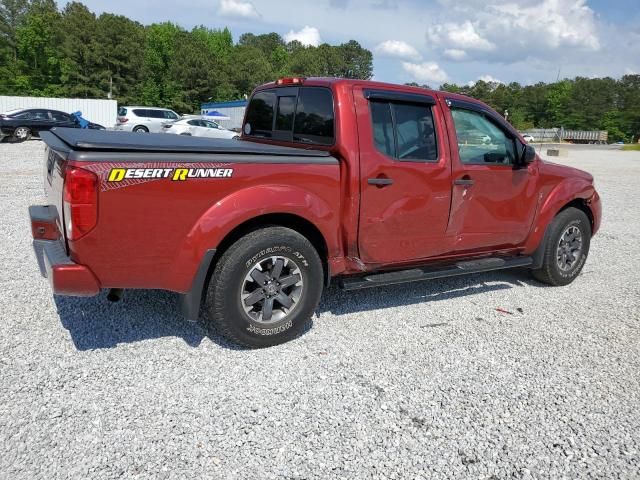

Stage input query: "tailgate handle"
[{"left": 368, "top": 177, "right": 393, "bottom": 187}]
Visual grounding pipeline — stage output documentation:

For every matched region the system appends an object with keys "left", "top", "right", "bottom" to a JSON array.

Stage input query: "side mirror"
[{"left": 522, "top": 144, "right": 536, "bottom": 164}]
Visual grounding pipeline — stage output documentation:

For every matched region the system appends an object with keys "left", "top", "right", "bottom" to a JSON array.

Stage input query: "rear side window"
[
  {"left": 370, "top": 101, "right": 438, "bottom": 161},
  {"left": 148, "top": 110, "right": 165, "bottom": 119},
  {"left": 245, "top": 91, "right": 276, "bottom": 137},
  {"left": 133, "top": 109, "right": 148, "bottom": 117},
  {"left": 244, "top": 87, "right": 334, "bottom": 145},
  {"left": 118, "top": 107, "right": 127, "bottom": 116},
  {"left": 12, "top": 111, "right": 33, "bottom": 119},
  {"left": 293, "top": 88, "right": 334, "bottom": 145}
]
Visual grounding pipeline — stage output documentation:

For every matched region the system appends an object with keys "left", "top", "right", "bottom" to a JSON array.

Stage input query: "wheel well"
[
  {"left": 208, "top": 213, "right": 329, "bottom": 285},
  {"left": 559, "top": 199, "right": 594, "bottom": 234}
]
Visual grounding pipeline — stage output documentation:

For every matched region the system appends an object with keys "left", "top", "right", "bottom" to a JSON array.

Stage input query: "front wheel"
[
  {"left": 204, "top": 227, "right": 323, "bottom": 348},
  {"left": 531, "top": 207, "right": 591, "bottom": 286}
]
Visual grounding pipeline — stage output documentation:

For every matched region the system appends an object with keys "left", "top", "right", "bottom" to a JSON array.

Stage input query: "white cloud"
[
  {"left": 443, "top": 48, "right": 467, "bottom": 61},
  {"left": 218, "top": 0, "right": 259, "bottom": 18},
  {"left": 284, "top": 26, "right": 322, "bottom": 46},
  {"left": 428, "top": 0, "right": 600, "bottom": 63},
  {"left": 468, "top": 74, "right": 503, "bottom": 86},
  {"left": 428, "top": 20, "right": 495, "bottom": 51},
  {"left": 478, "top": 74, "right": 503, "bottom": 83},
  {"left": 375, "top": 40, "right": 421, "bottom": 60},
  {"left": 402, "top": 61, "right": 448, "bottom": 84}
]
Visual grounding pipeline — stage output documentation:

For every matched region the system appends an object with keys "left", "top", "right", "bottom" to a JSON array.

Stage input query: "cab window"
[
  {"left": 451, "top": 108, "right": 516, "bottom": 165},
  {"left": 244, "top": 87, "right": 334, "bottom": 145}
]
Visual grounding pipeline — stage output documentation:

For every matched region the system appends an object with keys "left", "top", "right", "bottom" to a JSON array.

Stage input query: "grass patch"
[{"left": 622, "top": 144, "right": 640, "bottom": 151}]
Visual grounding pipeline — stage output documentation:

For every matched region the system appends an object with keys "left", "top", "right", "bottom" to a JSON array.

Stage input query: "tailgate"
[{"left": 41, "top": 131, "right": 70, "bottom": 242}]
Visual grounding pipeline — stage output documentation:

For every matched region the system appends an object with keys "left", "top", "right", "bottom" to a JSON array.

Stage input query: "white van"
[{"left": 114, "top": 106, "right": 180, "bottom": 133}]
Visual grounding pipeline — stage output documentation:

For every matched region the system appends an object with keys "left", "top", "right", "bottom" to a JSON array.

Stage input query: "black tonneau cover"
[{"left": 42, "top": 128, "right": 331, "bottom": 157}]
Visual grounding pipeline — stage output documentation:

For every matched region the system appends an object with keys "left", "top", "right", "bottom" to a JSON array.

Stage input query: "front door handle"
[
  {"left": 368, "top": 178, "right": 393, "bottom": 187},
  {"left": 454, "top": 177, "right": 474, "bottom": 186}
]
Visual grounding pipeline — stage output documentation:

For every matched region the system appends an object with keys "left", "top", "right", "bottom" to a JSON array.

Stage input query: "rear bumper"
[{"left": 30, "top": 205, "right": 100, "bottom": 296}]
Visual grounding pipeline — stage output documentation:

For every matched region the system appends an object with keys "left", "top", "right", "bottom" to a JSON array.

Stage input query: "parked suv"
[{"left": 114, "top": 106, "right": 180, "bottom": 133}]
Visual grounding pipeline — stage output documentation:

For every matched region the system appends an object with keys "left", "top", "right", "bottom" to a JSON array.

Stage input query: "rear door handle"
[
  {"left": 454, "top": 178, "right": 474, "bottom": 186},
  {"left": 368, "top": 178, "right": 393, "bottom": 186}
]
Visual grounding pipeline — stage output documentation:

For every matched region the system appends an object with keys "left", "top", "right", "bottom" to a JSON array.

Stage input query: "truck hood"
[{"left": 539, "top": 159, "right": 594, "bottom": 184}]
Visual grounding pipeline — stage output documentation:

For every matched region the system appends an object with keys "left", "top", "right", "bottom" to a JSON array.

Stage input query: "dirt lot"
[{"left": 1, "top": 140, "right": 639, "bottom": 479}]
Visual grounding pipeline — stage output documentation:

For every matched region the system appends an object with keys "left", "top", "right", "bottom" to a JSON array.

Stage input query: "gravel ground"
[{"left": 1, "top": 140, "right": 639, "bottom": 479}]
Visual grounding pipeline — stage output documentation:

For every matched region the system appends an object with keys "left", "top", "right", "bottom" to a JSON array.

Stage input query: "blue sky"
[{"left": 80, "top": 0, "right": 639, "bottom": 87}]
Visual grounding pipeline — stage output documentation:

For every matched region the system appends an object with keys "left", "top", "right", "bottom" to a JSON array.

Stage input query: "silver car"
[
  {"left": 114, "top": 106, "right": 180, "bottom": 133},
  {"left": 162, "top": 117, "right": 239, "bottom": 139}
]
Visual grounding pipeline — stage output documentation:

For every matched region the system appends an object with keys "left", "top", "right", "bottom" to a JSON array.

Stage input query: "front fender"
[
  {"left": 523, "top": 177, "right": 597, "bottom": 254},
  {"left": 168, "top": 184, "right": 339, "bottom": 292}
]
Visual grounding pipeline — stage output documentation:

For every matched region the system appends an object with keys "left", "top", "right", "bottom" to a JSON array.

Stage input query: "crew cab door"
[
  {"left": 355, "top": 87, "right": 453, "bottom": 264},
  {"left": 443, "top": 98, "right": 538, "bottom": 252}
]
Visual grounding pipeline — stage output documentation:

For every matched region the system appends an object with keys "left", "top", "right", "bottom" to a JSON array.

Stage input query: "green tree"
[{"left": 94, "top": 13, "right": 145, "bottom": 104}]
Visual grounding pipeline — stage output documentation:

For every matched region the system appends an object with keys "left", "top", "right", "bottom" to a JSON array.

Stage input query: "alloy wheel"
[{"left": 240, "top": 256, "right": 304, "bottom": 324}]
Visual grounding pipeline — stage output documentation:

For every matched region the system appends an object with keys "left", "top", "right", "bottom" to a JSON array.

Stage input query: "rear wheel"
[
  {"left": 204, "top": 227, "right": 323, "bottom": 348},
  {"left": 531, "top": 207, "right": 591, "bottom": 286},
  {"left": 12, "top": 126, "right": 31, "bottom": 142},
  {"left": 133, "top": 126, "right": 148, "bottom": 133}
]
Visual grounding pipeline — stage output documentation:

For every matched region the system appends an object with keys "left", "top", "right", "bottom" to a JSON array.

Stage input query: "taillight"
[
  {"left": 117, "top": 117, "right": 128, "bottom": 123},
  {"left": 63, "top": 167, "right": 98, "bottom": 240}
]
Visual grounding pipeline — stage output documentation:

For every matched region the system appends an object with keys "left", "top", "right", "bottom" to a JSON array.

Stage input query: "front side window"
[
  {"left": 451, "top": 108, "right": 515, "bottom": 165},
  {"left": 164, "top": 110, "right": 179, "bottom": 120},
  {"left": 51, "top": 111, "right": 71, "bottom": 121},
  {"left": 370, "top": 101, "right": 438, "bottom": 161}
]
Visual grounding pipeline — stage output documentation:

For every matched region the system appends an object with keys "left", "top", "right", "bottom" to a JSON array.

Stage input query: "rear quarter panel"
[{"left": 67, "top": 160, "right": 341, "bottom": 292}]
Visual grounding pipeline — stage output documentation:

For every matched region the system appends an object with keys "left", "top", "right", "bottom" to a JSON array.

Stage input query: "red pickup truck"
[{"left": 30, "top": 77, "right": 601, "bottom": 347}]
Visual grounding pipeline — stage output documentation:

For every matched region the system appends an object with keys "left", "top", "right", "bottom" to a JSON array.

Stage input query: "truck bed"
[{"left": 41, "top": 128, "right": 334, "bottom": 161}]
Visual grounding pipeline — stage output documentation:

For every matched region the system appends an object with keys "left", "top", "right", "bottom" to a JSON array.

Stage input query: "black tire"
[
  {"left": 133, "top": 126, "right": 148, "bottom": 133},
  {"left": 12, "top": 126, "right": 31, "bottom": 142},
  {"left": 531, "top": 207, "right": 591, "bottom": 286},
  {"left": 204, "top": 227, "right": 323, "bottom": 348}
]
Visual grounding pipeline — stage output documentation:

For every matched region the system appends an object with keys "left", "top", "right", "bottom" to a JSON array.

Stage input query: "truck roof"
[{"left": 254, "top": 77, "right": 485, "bottom": 107}]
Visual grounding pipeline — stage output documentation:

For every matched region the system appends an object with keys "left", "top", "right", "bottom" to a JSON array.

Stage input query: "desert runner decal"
[
  {"left": 78, "top": 162, "right": 235, "bottom": 192},
  {"left": 108, "top": 167, "right": 233, "bottom": 182}
]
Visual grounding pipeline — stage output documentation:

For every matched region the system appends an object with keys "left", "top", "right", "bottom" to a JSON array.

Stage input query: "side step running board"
[{"left": 340, "top": 256, "right": 533, "bottom": 291}]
